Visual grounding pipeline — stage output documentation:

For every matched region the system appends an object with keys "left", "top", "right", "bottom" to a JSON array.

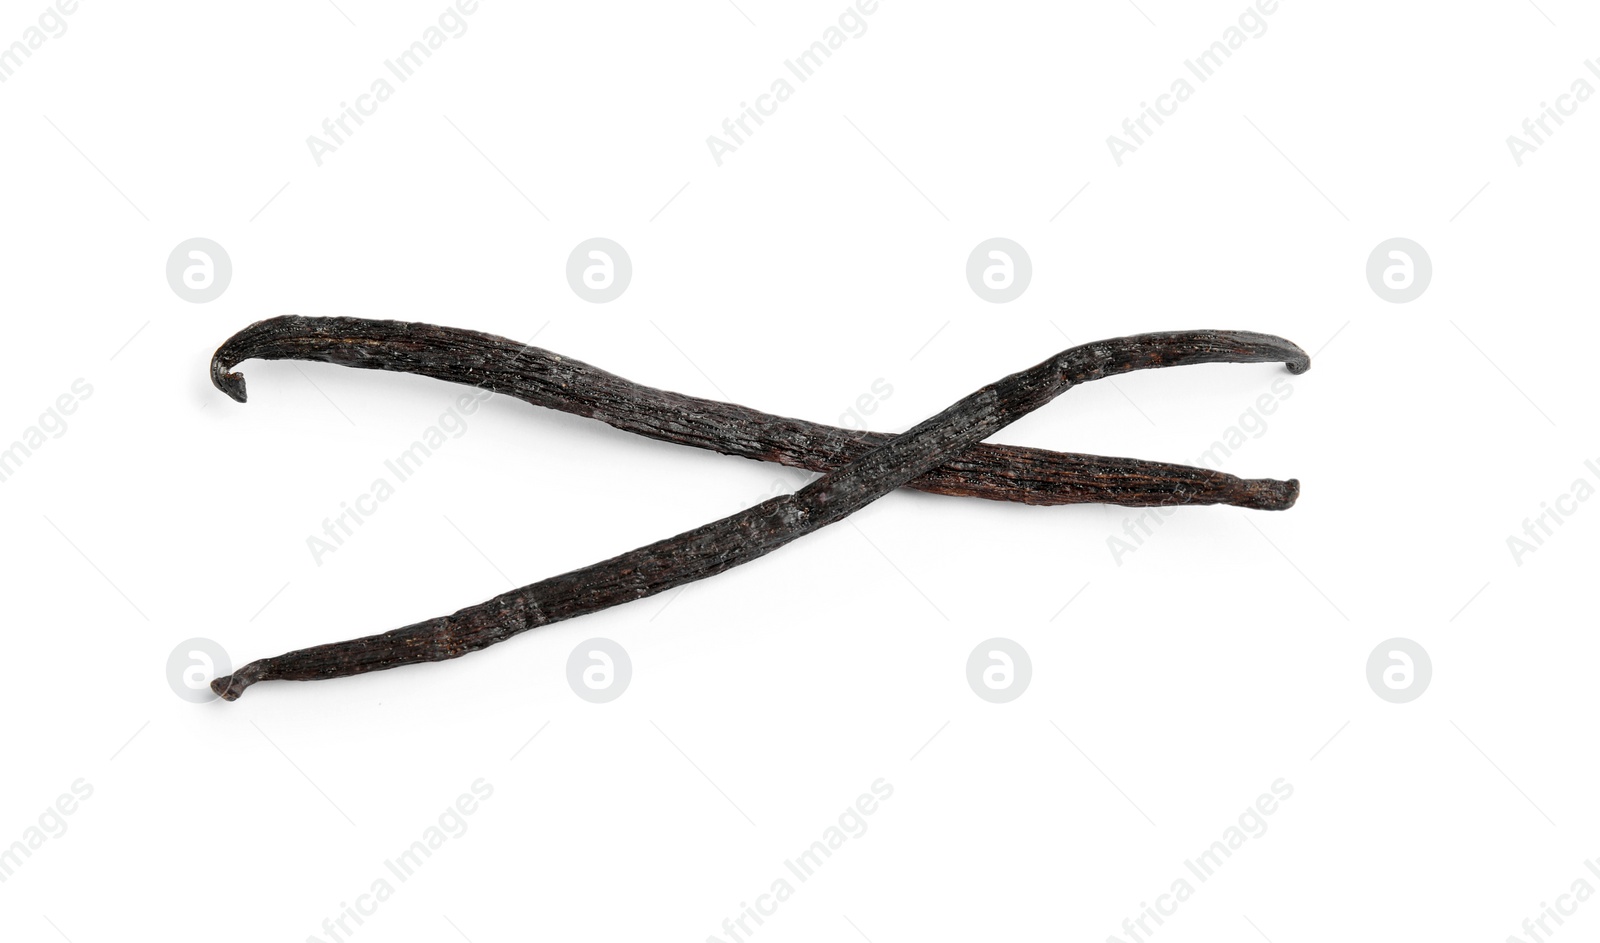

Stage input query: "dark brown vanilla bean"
[
  {"left": 210, "top": 330, "right": 1308, "bottom": 700},
  {"left": 210, "top": 316, "right": 1299, "bottom": 510}
]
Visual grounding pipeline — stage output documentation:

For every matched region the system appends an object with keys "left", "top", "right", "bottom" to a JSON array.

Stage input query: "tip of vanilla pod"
[
  {"left": 210, "top": 675, "right": 246, "bottom": 701},
  {"left": 1237, "top": 477, "right": 1299, "bottom": 511},
  {"left": 210, "top": 363, "right": 249, "bottom": 403}
]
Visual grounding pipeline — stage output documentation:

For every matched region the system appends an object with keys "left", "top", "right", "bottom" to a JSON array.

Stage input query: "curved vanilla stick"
[{"left": 211, "top": 316, "right": 1300, "bottom": 511}]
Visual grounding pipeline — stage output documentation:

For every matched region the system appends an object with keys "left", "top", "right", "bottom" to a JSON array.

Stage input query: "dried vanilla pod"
[
  {"left": 209, "top": 328, "right": 1308, "bottom": 699},
  {"left": 211, "top": 316, "right": 1300, "bottom": 510}
]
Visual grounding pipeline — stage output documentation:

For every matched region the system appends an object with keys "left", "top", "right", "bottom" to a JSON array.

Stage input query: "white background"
[{"left": 2, "top": 1, "right": 1597, "bottom": 940}]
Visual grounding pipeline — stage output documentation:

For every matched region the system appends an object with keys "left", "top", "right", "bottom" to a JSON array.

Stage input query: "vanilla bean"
[
  {"left": 211, "top": 316, "right": 1299, "bottom": 510},
  {"left": 210, "top": 330, "right": 1308, "bottom": 700}
]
